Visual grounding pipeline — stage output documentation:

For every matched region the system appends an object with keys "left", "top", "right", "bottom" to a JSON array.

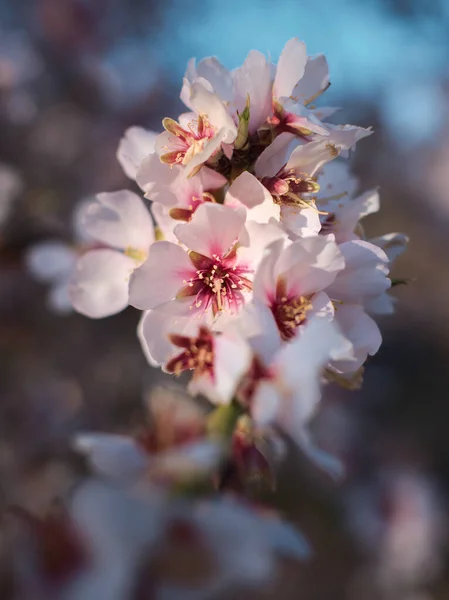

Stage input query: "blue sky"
[{"left": 147, "top": 0, "right": 448, "bottom": 145}]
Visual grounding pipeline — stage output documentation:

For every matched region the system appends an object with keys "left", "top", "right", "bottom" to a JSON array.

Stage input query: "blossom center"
[
  {"left": 270, "top": 278, "right": 312, "bottom": 340},
  {"left": 160, "top": 114, "right": 216, "bottom": 166},
  {"left": 262, "top": 170, "right": 320, "bottom": 209},
  {"left": 179, "top": 249, "right": 252, "bottom": 316},
  {"left": 165, "top": 327, "right": 215, "bottom": 379}
]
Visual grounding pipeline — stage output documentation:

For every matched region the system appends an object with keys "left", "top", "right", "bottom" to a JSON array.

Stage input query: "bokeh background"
[{"left": 1, "top": 0, "right": 449, "bottom": 598}]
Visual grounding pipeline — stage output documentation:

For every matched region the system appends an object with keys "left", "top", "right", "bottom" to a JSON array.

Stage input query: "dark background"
[{"left": 1, "top": 1, "right": 449, "bottom": 598}]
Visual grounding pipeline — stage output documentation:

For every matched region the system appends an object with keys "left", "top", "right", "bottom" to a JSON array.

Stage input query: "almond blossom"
[
  {"left": 129, "top": 202, "right": 286, "bottom": 363},
  {"left": 70, "top": 190, "right": 155, "bottom": 318},
  {"left": 22, "top": 34, "right": 410, "bottom": 597}
]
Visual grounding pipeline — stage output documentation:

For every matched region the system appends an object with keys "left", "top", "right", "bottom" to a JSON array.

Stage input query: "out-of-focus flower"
[{"left": 69, "top": 191, "right": 154, "bottom": 318}]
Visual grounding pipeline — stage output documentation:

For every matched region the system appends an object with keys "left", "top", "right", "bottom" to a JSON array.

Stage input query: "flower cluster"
[
  {"left": 65, "top": 38, "right": 406, "bottom": 460},
  {"left": 20, "top": 37, "right": 408, "bottom": 598}
]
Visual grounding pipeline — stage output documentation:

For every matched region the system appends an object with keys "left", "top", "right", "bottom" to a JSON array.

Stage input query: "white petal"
[
  {"left": 129, "top": 241, "right": 194, "bottom": 310},
  {"left": 189, "top": 81, "right": 237, "bottom": 143},
  {"left": 293, "top": 54, "right": 330, "bottom": 105},
  {"left": 255, "top": 132, "right": 298, "bottom": 178},
  {"left": 365, "top": 291, "right": 396, "bottom": 315},
  {"left": 175, "top": 203, "right": 246, "bottom": 258},
  {"left": 308, "top": 291, "right": 334, "bottom": 321},
  {"left": 286, "top": 139, "right": 338, "bottom": 176},
  {"left": 331, "top": 304, "right": 382, "bottom": 372},
  {"left": 117, "top": 126, "right": 157, "bottom": 179},
  {"left": 74, "top": 433, "right": 148, "bottom": 481},
  {"left": 85, "top": 190, "right": 154, "bottom": 250},
  {"left": 151, "top": 203, "right": 177, "bottom": 243},
  {"left": 48, "top": 280, "right": 73, "bottom": 315},
  {"left": 326, "top": 124, "right": 373, "bottom": 150},
  {"left": 190, "top": 330, "right": 251, "bottom": 405},
  {"left": 137, "top": 153, "right": 179, "bottom": 203},
  {"left": 274, "top": 38, "right": 307, "bottom": 100},
  {"left": 196, "top": 57, "right": 233, "bottom": 103},
  {"left": 26, "top": 241, "right": 77, "bottom": 282},
  {"left": 238, "top": 300, "right": 282, "bottom": 366},
  {"left": 317, "top": 160, "right": 358, "bottom": 201},
  {"left": 281, "top": 205, "right": 321, "bottom": 237},
  {"left": 226, "top": 172, "right": 280, "bottom": 224},
  {"left": 70, "top": 249, "right": 135, "bottom": 318},
  {"left": 276, "top": 235, "right": 344, "bottom": 296},
  {"left": 233, "top": 50, "right": 272, "bottom": 132},
  {"left": 370, "top": 232, "right": 409, "bottom": 263},
  {"left": 238, "top": 221, "right": 287, "bottom": 273},
  {"left": 140, "top": 299, "right": 208, "bottom": 365},
  {"left": 327, "top": 240, "right": 390, "bottom": 304}
]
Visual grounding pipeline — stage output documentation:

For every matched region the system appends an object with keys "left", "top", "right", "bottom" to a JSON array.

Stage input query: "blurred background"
[{"left": 1, "top": 0, "right": 449, "bottom": 598}]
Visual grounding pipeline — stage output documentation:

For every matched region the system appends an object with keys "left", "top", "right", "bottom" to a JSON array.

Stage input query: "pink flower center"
[
  {"left": 262, "top": 169, "right": 320, "bottom": 208},
  {"left": 270, "top": 278, "right": 312, "bottom": 340},
  {"left": 160, "top": 114, "right": 216, "bottom": 166},
  {"left": 179, "top": 247, "right": 253, "bottom": 316},
  {"left": 165, "top": 326, "right": 215, "bottom": 379}
]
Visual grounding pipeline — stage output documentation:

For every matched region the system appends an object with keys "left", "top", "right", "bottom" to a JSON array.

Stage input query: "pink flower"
[
  {"left": 69, "top": 190, "right": 154, "bottom": 318},
  {"left": 116, "top": 126, "right": 157, "bottom": 180},
  {"left": 238, "top": 317, "right": 352, "bottom": 467},
  {"left": 130, "top": 203, "right": 286, "bottom": 364},
  {"left": 240, "top": 235, "right": 344, "bottom": 364},
  {"left": 155, "top": 81, "right": 237, "bottom": 175}
]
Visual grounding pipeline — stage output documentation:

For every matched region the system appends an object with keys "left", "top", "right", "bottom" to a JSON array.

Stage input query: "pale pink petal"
[
  {"left": 189, "top": 81, "right": 237, "bottom": 142},
  {"left": 308, "top": 291, "right": 334, "bottom": 321},
  {"left": 331, "top": 304, "right": 382, "bottom": 372},
  {"left": 286, "top": 139, "right": 339, "bottom": 176},
  {"left": 255, "top": 132, "right": 298, "bottom": 178},
  {"left": 151, "top": 203, "right": 177, "bottom": 243},
  {"left": 233, "top": 50, "right": 272, "bottom": 132},
  {"left": 252, "top": 238, "right": 285, "bottom": 304},
  {"left": 196, "top": 57, "right": 233, "bottom": 103},
  {"left": 74, "top": 433, "right": 148, "bottom": 481},
  {"left": 266, "top": 318, "right": 351, "bottom": 433},
  {"left": 370, "top": 232, "right": 409, "bottom": 263},
  {"left": 26, "top": 241, "right": 76, "bottom": 282},
  {"left": 84, "top": 190, "right": 154, "bottom": 250},
  {"left": 128, "top": 241, "right": 194, "bottom": 310},
  {"left": 180, "top": 58, "right": 197, "bottom": 109},
  {"left": 175, "top": 203, "right": 246, "bottom": 258},
  {"left": 70, "top": 249, "right": 135, "bottom": 318},
  {"left": 292, "top": 54, "right": 329, "bottom": 105},
  {"left": 280, "top": 205, "right": 321, "bottom": 237},
  {"left": 189, "top": 331, "right": 251, "bottom": 405},
  {"left": 326, "top": 124, "right": 373, "bottom": 150},
  {"left": 365, "top": 292, "right": 396, "bottom": 315},
  {"left": 238, "top": 300, "right": 282, "bottom": 366},
  {"left": 273, "top": 38, "right": 307, "bottom": 100},
  {"left": 185, "top": 128, "right": 228, "bottom": 175},
  {"left": 226, "top": 171, "right": 280, "bottom": 223},
  {"left": 226, "top": 171, "right": 270, "bottom": 209},
  {"left": 238, "top": 221, "right": 287, "bottom": 272},
  {"left": 322, "top": 189, "right": 380, "bottom": 243},
  {"left": 276, "top": 235, "right": 344, "bottom": 296},
  {"left": 199, "top": 166, "right": 227, "bottom": 190},
  {"left": 327, "top": 240, "right": 390, "bottom": 304},
  {"left": 140, "top": 299, "right": 207, "bottom": 365},
  {"left": 282, "top": 99, "right": 329, "bottom": 136},
  {"left": 317, "top": 160, "right": 358, "bottom": 201},
  {"left": 136, "top": 153, "right": 179, "bottom": 204},
  {"left": 116, "top": 126, "right": 157, "bottom": 179},
  {"left": 48, "top": 280, "right": 73, "bottom": 315}
]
